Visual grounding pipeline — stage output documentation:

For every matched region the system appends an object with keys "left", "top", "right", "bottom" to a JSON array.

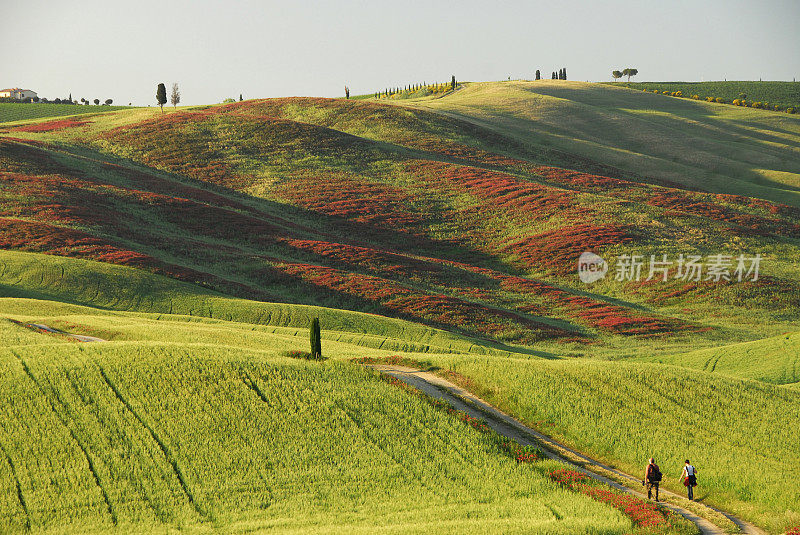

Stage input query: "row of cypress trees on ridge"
[
  {"left": 534, "top": 68, "right": 567, "bottom": 80},
  {"left": 372, "top": 75, "right": 458, "bottom": 99},
  {"left": 364, "top": 68, "right": 572, "bottom": 100}
]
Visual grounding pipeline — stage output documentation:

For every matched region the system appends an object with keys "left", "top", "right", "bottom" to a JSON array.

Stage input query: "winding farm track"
[
  {"left": 25, "top": 323, "right": 106, "bottom": 342},
  {"left": 368, "top": 364, "right": 765, "bottom": 535}
]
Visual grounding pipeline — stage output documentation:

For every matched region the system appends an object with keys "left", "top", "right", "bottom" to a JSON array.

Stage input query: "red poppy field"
[{"left": 2, "top": 93, "right": 799, "bottom": 353}]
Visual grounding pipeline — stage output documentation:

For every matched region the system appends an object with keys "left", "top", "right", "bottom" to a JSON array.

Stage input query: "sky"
[{"left": 3, "top": 0, "right": 799, "bottom": 106}]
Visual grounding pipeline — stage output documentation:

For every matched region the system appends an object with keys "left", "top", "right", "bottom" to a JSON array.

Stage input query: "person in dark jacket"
[
  {"left": 681, "top": 460, "right": 698, "bottom": 500},
  {"left": 643, "top": 458, "right": 662, "bottom": 501}
]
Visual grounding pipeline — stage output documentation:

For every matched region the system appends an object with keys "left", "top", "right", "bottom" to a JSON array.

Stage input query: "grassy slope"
[
  {"left": 2, "top": 95, "right": 800, "bottom": 359},
  {"left": 604, "top": 81, "right": 800, "bottom": 110},
  {"left": 401, "top": 80, "right": 800, "bottom": 205},
  {"left": 0, "top": 103, "right": 132, "bottom": 124},
  {"left": 0, "top": 309, "right": 632, "bottom": 534},
  {"left": 0, "top": 253, "right": 796, "bottom": 532},
  {"left": 0, "top": 250, "right": 509, "bottom": 356},
  {"left": 1, "top": 85, "right": 800, "bottom": 532},
  {"left": 639, "top": 331, "right": 800, "bottom": 385},
  {"left": 401, "top": 354, "right": 800, "bottom": 533}
]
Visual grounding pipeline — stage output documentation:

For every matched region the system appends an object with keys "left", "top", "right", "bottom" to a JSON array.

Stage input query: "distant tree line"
[
  {"left": 1, "top": 94, "right": 115, "bottom": 105},
  {"left": 533, "top": 68, "right": 567, "bottom": 80},
  {"left": 371, "top": 75, "right": 459, "bottom": 100}
]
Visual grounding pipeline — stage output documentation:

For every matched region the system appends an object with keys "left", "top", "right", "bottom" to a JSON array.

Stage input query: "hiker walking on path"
[
  {"left": 681, "top": 460, "right": 698, "bottom": 500},
  {"left": 643, "top": 458, "right": 662, "bottom": 501}
]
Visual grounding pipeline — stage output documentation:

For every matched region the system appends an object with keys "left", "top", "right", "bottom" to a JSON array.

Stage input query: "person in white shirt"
[{"left": 680, "top": 460, "right": 698, "bottom": 500}]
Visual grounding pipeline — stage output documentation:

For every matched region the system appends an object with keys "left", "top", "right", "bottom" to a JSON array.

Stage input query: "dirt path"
[
  {"left": 26, "top": 323, "right": 106, "bottom": 342},
  {"left": 368, "top": 364, "right": 764, "bottom": 535}
]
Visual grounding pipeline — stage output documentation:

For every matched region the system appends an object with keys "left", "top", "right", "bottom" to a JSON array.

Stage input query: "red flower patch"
[
  {"left": 647, "top": 190, "right": 800, "bottom": 238},
  {"left": 501, "top": 224, "right": 632, "bottom": 274},
  {"left": 276, "top": 173, "right": 424, "bottom": 233},
  {"left": 550, "top": 469, "right": 670, "bottom": 530},
  {"left": 532, "top": 165, "right": 630, "bottom": 192},
  {"left": 275, "top": 262, "right": 576, "bottom": 342},
  {"left": 11, "top": 119, "right": 90, "bottom": 133},
  {"left": 401, "top": 160, "right": 585, "bottom": 225},
  {"left": 435, "top": 261, "right": 697, "bottom": 337},
  {"left": 498, "top": 439, "right": 546, "bottom": 463},
  {"left": 283, "top": 239, "right": 443, "bottom": 279}
]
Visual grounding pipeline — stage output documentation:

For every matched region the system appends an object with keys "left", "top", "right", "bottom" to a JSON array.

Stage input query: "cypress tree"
[
  {"left": 451, "top": 75, "right": 456, "bottom": 90},
  {"left": 563, "top": 67, "right": 567, "bottom": 80},
  {"left": 156, "top": 83, "right": 167, "bottom": 112},
  {"left": 535, "top": 70, "right": 540, "bottom": 80},
  {"left": 310, "top": 318, "right": 322, "bottom": 358}
]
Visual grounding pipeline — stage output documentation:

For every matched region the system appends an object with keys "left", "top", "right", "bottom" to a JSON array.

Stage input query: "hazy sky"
[{"left": 3, "top": 0, "right": 799, "bottom": 105}]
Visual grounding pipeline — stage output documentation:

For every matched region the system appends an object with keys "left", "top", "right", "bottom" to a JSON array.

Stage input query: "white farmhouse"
[{"left": 0, "top": 88, "right": 38, "bottom": 100}]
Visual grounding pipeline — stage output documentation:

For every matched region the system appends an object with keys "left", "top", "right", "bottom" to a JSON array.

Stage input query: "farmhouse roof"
[{"left": 1, "top": 88, "right": 33, "bottom": 92}]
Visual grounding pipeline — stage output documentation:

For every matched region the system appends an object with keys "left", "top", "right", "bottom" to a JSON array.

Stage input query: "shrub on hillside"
[
  {"left": 788, "top": 107, "right": 796, "bottom": 114},
  {"left": 715, "top": 97, "right": 726, "bottom": 103},
  {"left": 732, "top": 99, "right": 741, "bottom": 106},
  {"left": 692, "top": 94, "right": 700, "bottom": 100}
]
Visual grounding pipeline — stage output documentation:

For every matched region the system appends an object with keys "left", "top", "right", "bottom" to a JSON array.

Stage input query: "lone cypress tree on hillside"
[
  {"left": 310, "top": 318, "right": 322, "bottom": 359},
  {"left": 535, "top": 69, "right": 541, "bottom": 80},
  {"left": 156, "top": 83, "right": 167, "bottom": 112},
  {"left": 451, "top": 75, "right": 456, "bottom": 90}
]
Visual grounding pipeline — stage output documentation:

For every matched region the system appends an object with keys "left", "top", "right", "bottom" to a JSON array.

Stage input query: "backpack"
[{"left": 649, "top": 465, "right": 662, "bottom": 482}]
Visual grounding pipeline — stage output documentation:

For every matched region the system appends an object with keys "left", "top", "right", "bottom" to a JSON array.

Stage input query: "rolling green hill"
[
  {"left": 0, "top": 304, "right": 634, "bottom": 534},
  {"left": 401, "top": 80, "right": 800, "bottom": 206},
  {"left": 1, "top": 81, "right": 799, "bottom": 533},
  {"left": 640, "top": 330, "right": 800, "bottom": 385},
  {"left": 0, "top": 250, "right": 511, "bottom": 356},
  {"left": 2, "top": 89, "right": 799, "bottom": 357}
]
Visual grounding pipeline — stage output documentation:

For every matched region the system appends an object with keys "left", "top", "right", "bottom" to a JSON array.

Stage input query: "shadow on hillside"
[
  {"left": 16, "top": 141, "right": 582, "bottom": 355},
  {"left": 468, "top": 84, "right": 800, "bottom": 202}
]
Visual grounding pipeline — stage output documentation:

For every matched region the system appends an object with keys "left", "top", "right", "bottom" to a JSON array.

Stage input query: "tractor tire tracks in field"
[
  {"left": 0, "top": 439, "right": 31, "bottom": 531},
  {"left": 96, "top": 366, "right": 211, "bottom": 523},
  {"left": 367, "top": 364, "right": 764, "bottom": 535},
  {"left": 10, "top": 350, "right": 119, "bottom": 527}
]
